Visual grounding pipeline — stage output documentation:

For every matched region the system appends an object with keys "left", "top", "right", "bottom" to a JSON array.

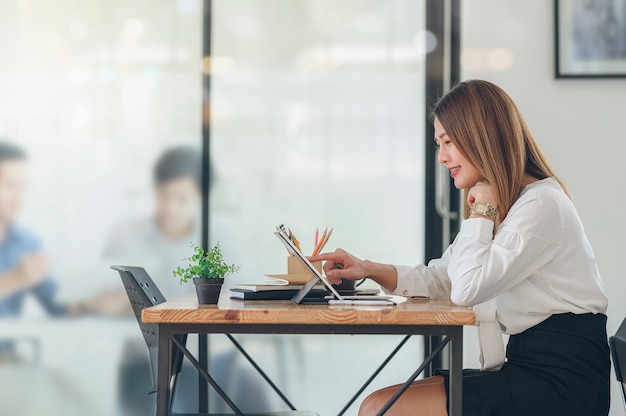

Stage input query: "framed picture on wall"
[{"left": 555, "top": 0, "right": 626, "bottom": 78}]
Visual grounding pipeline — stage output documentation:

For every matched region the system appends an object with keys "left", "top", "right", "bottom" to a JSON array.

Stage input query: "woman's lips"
[{"left": 449, "top": 166, "right": 461, "bottom": 177}]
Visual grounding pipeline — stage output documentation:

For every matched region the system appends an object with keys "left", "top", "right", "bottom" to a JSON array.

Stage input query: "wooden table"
[{"left": 143, "top": 294, "right": 475, "bottom": 416}]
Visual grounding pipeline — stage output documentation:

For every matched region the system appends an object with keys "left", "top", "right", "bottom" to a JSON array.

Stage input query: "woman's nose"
[{"left": 437, "top": 148, "right": 448, "bottom": 165}]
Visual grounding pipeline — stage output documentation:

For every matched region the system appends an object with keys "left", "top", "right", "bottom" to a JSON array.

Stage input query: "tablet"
[
  {"left": 274, "top": 231, "right": 395, "bottom": 306},
  {"left": 274, "top": 231, "right": 342, "bottom": 300}
]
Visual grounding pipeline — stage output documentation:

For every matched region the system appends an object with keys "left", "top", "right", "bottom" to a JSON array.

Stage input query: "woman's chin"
[
  {"left": 451, "top": 178, "right": 466, "bottom": 189},
  {"left": 453, "top": 176, "right": 482, "bottom": 190}
]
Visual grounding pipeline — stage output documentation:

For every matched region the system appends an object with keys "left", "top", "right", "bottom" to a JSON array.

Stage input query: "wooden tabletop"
[{"left": 142, "top": 293, "right": 475, "bottom": 327}]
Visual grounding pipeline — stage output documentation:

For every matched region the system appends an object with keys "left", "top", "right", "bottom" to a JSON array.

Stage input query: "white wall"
[{"left": 462, "top": 1, "right": 626, "bottom": 414}]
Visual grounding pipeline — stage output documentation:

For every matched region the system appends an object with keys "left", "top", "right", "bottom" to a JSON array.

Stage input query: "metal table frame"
[{"left": 155, "top": 323, "right": 463, "bottom": 416}]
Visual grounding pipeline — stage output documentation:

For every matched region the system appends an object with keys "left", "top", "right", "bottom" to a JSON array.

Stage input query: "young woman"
[{"left": 310, "top": 80, "right": 610, "bottom": 416}]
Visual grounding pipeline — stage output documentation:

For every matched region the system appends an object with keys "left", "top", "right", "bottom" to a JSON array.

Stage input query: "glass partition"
[
  {"left": 0, "top": 1, "right": 203, "bottom": 415},
  {"left": 0, "top": 0, "right": 433, "bottom": 414},
  {"left": 211, "top": 0, "right": 426, "bottom": 280},
  {"left": 210, "top": 1, "right": 428, "bottom": 413}
]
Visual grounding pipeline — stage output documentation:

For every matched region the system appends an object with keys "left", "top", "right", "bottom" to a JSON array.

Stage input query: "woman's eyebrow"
[{"left": 434, "top": 132, "right": 448, "bottom": 141}]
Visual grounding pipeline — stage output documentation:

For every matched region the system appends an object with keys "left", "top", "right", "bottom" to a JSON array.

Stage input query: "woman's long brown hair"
[{"left": 431, "top": 80, "right": 569, "bottom": 223}]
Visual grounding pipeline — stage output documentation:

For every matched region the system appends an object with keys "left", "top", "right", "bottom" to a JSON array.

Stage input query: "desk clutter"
[
  {"left": 231, "top": 270, "right": 327, "bottom": 301},
  {"left": 231, "top": 225, "right": 330, "bottom": 300},
  {"left": 230, "top": 225, "right": 384, "bottom": 302},
  {"left": 230, "top": 272, "right": 327, "bottom": 301}
]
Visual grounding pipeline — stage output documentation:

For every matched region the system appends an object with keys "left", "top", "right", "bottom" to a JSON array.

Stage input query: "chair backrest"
[
  {"left": 111, "top": 265, "right": 186, "bottom": 393},
  {"left": 609, "top": 317, "right": 626, "bottom": 410},
  {"left": 111, "top": 265, "right": 166, "bottom": 347}
]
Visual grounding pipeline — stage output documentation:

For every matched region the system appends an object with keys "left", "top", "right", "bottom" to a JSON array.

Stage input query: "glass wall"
[
  {"left": 210, "top": 1, "right": 428, "bottom": 414},
  {"left": 0, "top": 0, "right": 432, "bottom": 414},
  {"left": 211, "top": 0, "right": 426, "bottom": 282},
  {"left": 0, "top": 1, "right": 203, "bottom": 415}
]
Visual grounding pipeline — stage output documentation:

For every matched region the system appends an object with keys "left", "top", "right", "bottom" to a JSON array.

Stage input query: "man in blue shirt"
[
  {"left": 0, "top": 142, "right": 74, "bottom": 355},
  {"left": 0, "top": 224, "right": 65, "bottom": 317}
]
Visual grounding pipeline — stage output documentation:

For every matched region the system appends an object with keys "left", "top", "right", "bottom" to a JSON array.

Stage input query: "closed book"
[
  {"left": 233, "top": 283, "right": 325, "bottom": 292},
  {"left": 230, "top": 288, "right": 328, "bottom": 301}
]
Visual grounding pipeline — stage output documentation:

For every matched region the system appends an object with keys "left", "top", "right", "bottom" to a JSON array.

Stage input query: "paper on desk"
[
  {"left": 259, "top": 276, "right": 290, "bottom": 285},
  {"left": 234, "top": 275, "right": 315, "bottom": 291},
  {"left": 264, "top": 274, "right": 315, "bottom": 285}
]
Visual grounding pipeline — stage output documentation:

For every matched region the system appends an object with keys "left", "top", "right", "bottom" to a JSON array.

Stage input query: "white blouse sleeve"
[
  {"left": 447, "top": 195, "right": 562, "bottom": 307},
  {"left": 389, "top": 249, "right": 452, "bottom": 299}
]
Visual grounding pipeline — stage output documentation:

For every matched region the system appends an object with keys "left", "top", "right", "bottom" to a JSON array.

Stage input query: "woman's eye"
[{"left": 444, "top": 140, "right": 451, "bottom": 146}]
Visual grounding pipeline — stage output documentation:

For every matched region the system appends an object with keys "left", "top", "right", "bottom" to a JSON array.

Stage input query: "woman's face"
[{"left": 434, "top": 117, "right": 483, "bottom": 189}]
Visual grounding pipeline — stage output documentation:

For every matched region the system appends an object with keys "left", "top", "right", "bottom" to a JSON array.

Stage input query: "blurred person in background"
[
  {"left": 102, "top": 145, "right": 204, "bottom": 302},
  {"left": 0, "top": 141, "right": 88, "bottom": 359},
  {"left": 97, "top": 146, "right": 202, "bottom": 414},
  {"left": 96, "top": 146, "right": 267, "bottom": 415}
]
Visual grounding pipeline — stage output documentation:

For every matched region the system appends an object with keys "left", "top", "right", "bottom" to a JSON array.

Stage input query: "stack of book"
[{"left": 230, "top": 278, "right": 327, "bottom": 301}]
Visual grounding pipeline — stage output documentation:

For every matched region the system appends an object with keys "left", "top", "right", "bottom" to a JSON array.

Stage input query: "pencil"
[
  {"left": 318, "top": 227, "right": 333, "bottom": 253},
  {"left": 312, "top": 227, "right": 328, "bottom": 256},
  {"left": 289, "top": 228, "right": 302, "bottom": 252}
]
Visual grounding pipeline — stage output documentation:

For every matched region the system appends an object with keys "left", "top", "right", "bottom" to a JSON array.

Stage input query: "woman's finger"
[
  {"left": 326, "top": 267, "right": 359, "bottom": 281},
  {"left": 308, "top": 252, "right": 341, "bottom": 263},
  {"left": 322, "top": 260, "right": 337, "bottom": 273}
]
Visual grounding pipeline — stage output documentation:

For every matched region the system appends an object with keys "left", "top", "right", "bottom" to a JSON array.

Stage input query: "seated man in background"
[
  {"left": 0, "top": 141, "right": 85, "bottom": 357},
  {"left": 100, "top": 145, "right": 203, "bottom": 306},
  {"left": 99, "top": 146, "right": 268, "bottom": 415}
]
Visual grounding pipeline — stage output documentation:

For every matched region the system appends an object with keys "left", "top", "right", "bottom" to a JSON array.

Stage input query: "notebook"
[
  {"left": 234, "top": 277, "right": 325, "bottom": 292},
  {"left": 230, "top": 288, "right": 328, "bottom": 301},
  {"left": 274, "top": 231, "right": 395, "bottom": 306}
]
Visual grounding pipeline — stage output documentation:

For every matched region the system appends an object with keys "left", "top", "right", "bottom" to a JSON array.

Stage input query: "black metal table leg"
[
  {"left": 156, "top": 325, "right": 172, "bottom": 416},
  {"left": 448, "top": 326, "right": 463, "bottom": 416},
  {"left": 198, "top": 334, "right": 209, "bottom": 413},
  {"left": 150, "top": 321, "right": 466, "bottom": 416}
]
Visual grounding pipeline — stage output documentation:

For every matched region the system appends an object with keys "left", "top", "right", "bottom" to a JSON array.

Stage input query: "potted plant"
[{"left": 173, "top": 243, "right": 240, "bottom": 305}]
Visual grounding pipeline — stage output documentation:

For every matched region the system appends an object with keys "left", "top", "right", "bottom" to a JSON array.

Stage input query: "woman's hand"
[
  {"left": 467, "top": 181, "right": 498, "bottom": 209},
  {"left": 309, "top": 249, "right": 399, "bottom": 291},
  {"left": 309, "top": 248, "right": 369, "bottom": 285}
]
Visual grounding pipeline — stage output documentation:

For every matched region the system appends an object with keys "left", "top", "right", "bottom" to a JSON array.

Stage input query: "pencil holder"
[{"left": 287, "top": 255, "right": 322, "bottom": 279}]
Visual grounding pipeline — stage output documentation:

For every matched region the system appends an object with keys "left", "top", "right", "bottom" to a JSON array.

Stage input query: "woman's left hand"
[{"left": 467, "top": 181, "right": 498, "bottom": 209}]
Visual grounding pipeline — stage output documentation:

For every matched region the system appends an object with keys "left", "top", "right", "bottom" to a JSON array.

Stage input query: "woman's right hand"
[{"left": 309, "top": 248, "right": 369, "bottom": 285}]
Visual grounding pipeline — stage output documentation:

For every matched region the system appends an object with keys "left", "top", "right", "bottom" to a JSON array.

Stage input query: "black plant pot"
[{"left": 193, "top": 278, "right": 224, "bottom": 305}]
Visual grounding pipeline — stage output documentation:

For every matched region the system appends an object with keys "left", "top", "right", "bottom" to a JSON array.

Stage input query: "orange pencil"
[
  {"left": 317, "top": 227, "right": 333, "bottom": 253},
  {"left": 312, "top": 227, "right": 328, "bottom": 256}
]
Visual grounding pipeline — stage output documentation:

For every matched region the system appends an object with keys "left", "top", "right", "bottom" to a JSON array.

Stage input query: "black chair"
[
  {"left": 610, "top": 317, "right": 626, "bottom": 412},
  {"left": 111, "top": 265, "right": 317, "bottom": 416}
]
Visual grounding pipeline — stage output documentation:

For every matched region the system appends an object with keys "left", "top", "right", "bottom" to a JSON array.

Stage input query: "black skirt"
[{"left": 437, "top": 313, "right": 610, "bottom": 416}]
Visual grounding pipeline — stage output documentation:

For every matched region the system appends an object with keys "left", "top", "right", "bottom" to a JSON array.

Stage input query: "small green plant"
[{"left": 173, "top": 243, "right": 240, "bottom": 284}]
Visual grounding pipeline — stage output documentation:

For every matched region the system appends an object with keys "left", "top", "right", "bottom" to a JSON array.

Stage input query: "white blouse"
[{"left": 392, "top": 178, "right": 608, "bottom": 369}]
